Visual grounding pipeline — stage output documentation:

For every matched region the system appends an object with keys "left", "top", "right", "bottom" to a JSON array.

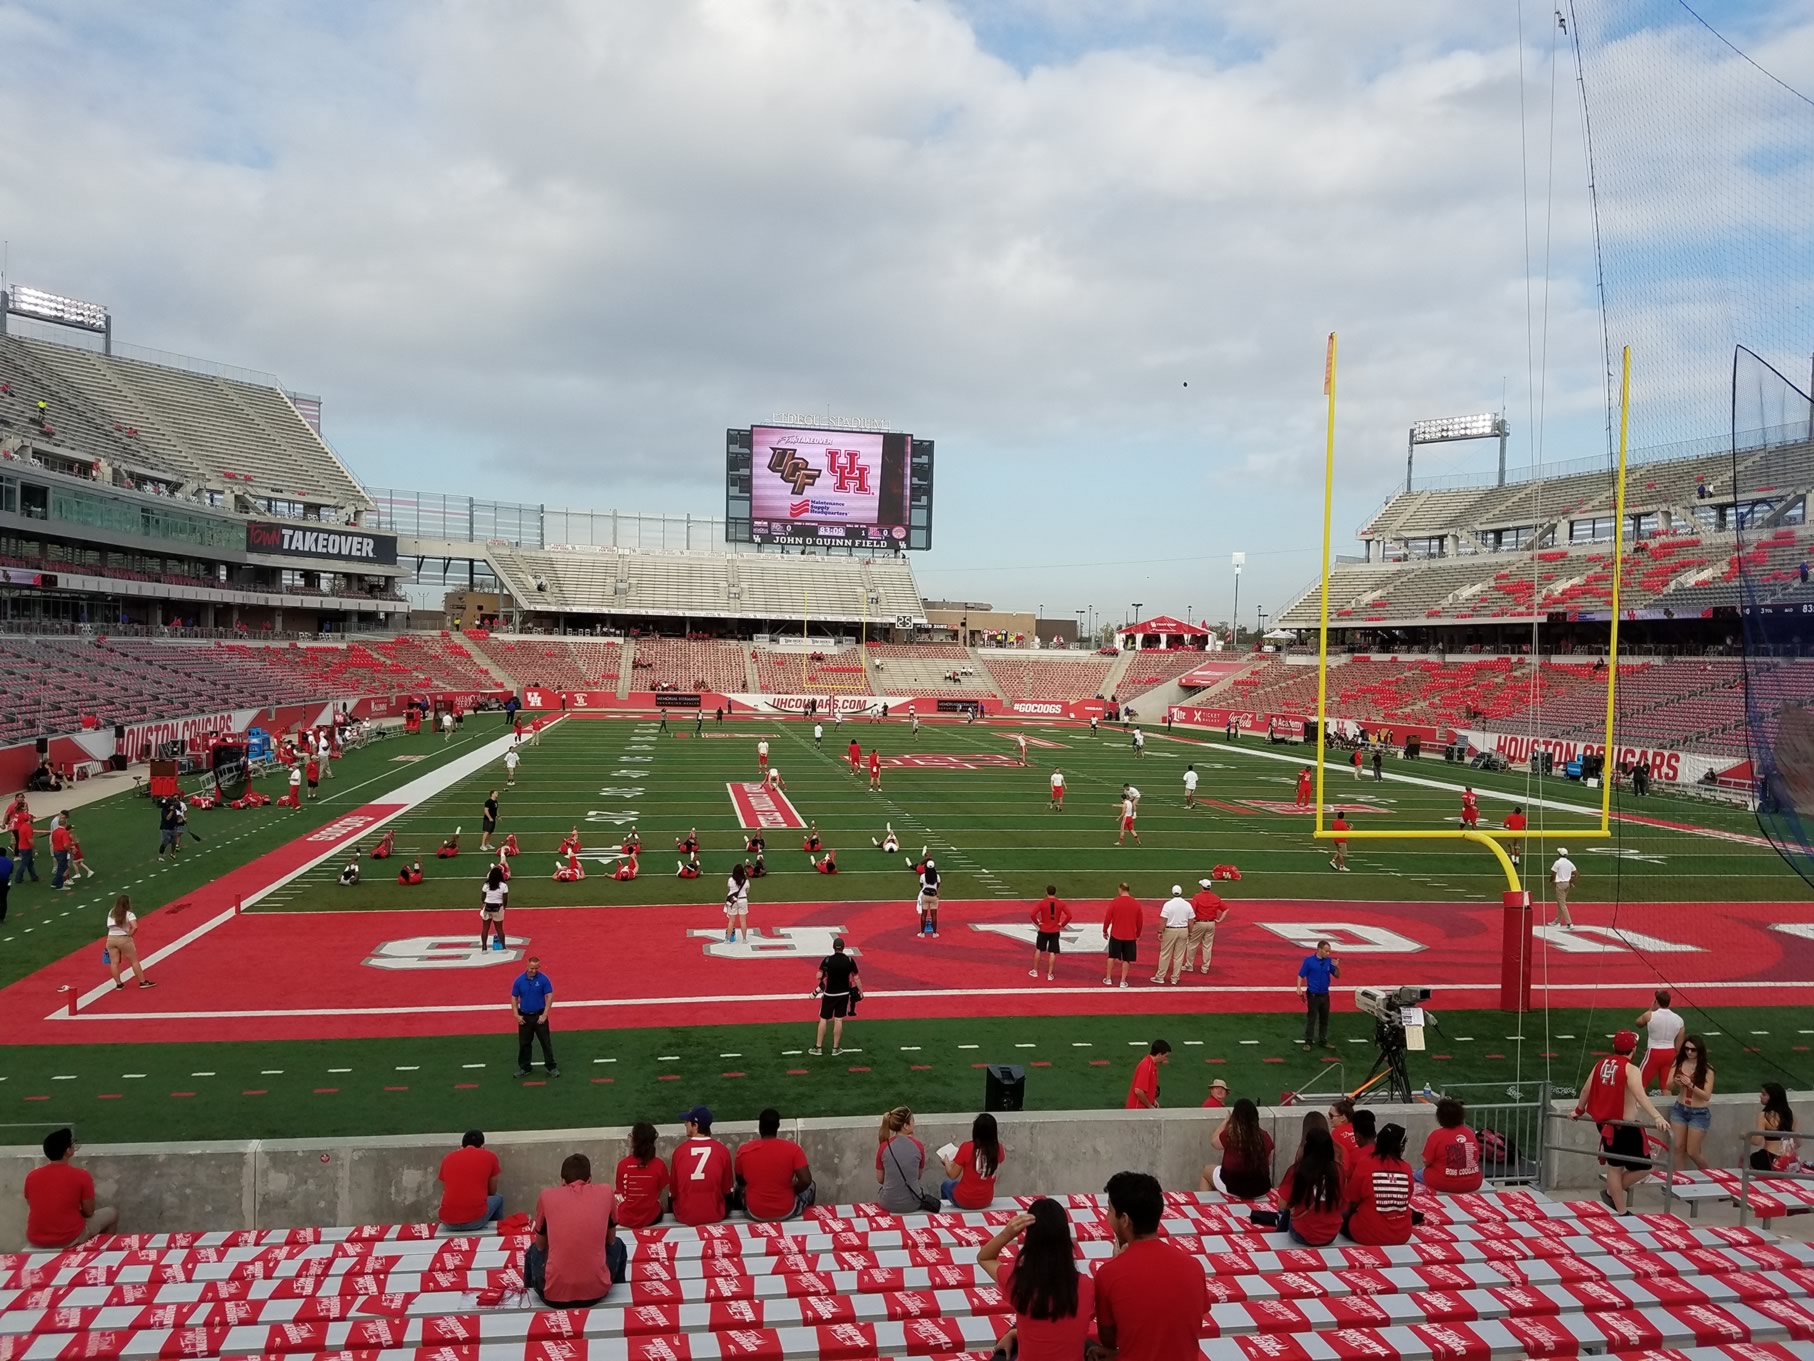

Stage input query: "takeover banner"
[{"left": 245, "top": 520, "right": 399, "bottom": 566}]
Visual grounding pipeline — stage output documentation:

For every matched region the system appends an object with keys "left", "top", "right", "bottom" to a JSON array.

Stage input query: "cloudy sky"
[{"left": 2, "top": 0, "right": 1808, "bottom": 627}]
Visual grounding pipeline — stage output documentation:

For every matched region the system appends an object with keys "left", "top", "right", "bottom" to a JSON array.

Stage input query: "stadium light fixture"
[
  {"left": 1405, "top": 412, "right": 1511, "bottom": 491},
  {"left": 1231, "top": 552, "right": 1245, "bottom": 650},
  {"left": 5, "top": 284, "right": 110, "bottom": 336}
]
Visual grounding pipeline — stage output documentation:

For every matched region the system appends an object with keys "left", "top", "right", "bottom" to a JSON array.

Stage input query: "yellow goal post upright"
[{"left": 1310, "top": 336, "right": 1632, "bottom": 1011}]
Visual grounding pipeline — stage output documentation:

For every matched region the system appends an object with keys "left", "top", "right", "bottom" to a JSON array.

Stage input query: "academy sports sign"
[{"left": 246, "top": 521, "right": 399, "bottom": 565}]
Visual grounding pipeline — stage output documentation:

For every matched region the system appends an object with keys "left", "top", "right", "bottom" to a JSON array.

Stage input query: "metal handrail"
[{"left": 1544, "top": 1111, "right": 1679, "bottom": 1213}]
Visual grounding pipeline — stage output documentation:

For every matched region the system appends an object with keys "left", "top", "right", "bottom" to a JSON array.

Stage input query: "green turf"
[
  {"left": 3, "top": 712, "right": 1808, "bottom": 1145},
  {"left": 3, "top": 1006, "right": 1807, "bottom": 1145}
]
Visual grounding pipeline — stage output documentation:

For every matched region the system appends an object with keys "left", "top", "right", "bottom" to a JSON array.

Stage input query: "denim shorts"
[{"left": 1671, "top": 1102, "right": 1711, "bottom": 1131}]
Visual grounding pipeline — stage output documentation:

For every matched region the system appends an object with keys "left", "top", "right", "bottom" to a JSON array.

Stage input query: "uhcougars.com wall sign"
[{"left": 246, "top": 521, "right": 399, "bottom": 565}]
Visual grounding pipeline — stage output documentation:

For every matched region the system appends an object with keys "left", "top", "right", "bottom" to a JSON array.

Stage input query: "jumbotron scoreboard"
[{"left": 725, "top": 424, "right": 935, "bottom": 550}]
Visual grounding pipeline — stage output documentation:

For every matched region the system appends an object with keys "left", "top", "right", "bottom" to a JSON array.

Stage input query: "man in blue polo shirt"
[
  {"left": 1296, "top": 939, "right": 1340, "bottom": 1049},
  {"left": 512, "top": 956, "right": 559, "bottom": 1078}
]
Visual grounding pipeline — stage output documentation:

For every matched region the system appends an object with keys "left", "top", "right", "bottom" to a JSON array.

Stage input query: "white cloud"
[{"left": 0, "top": 0, "right": 1805, "bottom": 615}]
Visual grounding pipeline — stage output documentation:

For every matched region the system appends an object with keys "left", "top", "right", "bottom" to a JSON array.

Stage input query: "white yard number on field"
[
  {"left": 363, "top": 936, "right": 524, "bottom": 970},
  {"left": 1254, "top": 922, "right": 1424, "bottom": 953},
  {"left": 1529, "top": 925, "right": 1702, "bottom": 953},
  {"left": 585, "top": 809, "right": 641, "bottom": 825},
  {"left": 687, "top": 927, "right": 854, "bottom": 959},
  {"left": 597, "top": 787, "right": 644, "bottom": 798}
]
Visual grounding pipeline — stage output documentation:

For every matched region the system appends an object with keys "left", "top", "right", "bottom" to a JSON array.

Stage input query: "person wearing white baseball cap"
[
  {"left": 1154, "top": 885, "right": 1195, "bottom": 984},
  {"left": 1549, "top": 847, "right": 1578, "bottom": 928}
]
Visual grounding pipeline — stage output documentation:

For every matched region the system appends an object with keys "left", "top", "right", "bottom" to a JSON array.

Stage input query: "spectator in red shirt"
[
  {"left": 977, "top": 1198, "right": 1095, "bottom": 1361},
  {"left": 613, "top": 1121, "right": 670, "bottom": 1228},
  {"left": 940, "top": 1112, "right": 1005, "bottom": 1209},
  {"left": 734, "top": 1107, "right": 816, "bottom": 1221},
  {"left": 670, "top": 1105, "right": 733, "bottom": 1225},
  {"left": 1094, "top": 1171, "right": 1206, "bottom": 1360},
  {"left": 1124, "top": 1039, "right": 1170, "bottom": 1109},
  {"left": 50, "top": 816, "right": 73, "bottom": 890},
  {"left": 1420, "top": 1098, "right": 1484, "bottom": 1193},
  {"left": 1185, "top": 879, "right": 1227, "bottom": 974},
  {"left": 1264, "top": 1126, "right": 1345, "bottom": 1246},
  {"left": 1503, "top": 806, "right": 1528, "bottom": 865},
  {"left": 1328, "top": 812, "right": 1350, "bottom": 871},
  {"left": 11, "top": 808, "right": 39, "bottom": 884},
  {"left": 1328, "top": 1097, "right": 1359, "bottom": 1166},
  {"left": 1344, "top": 1122, "right": 1415, "bottom": 1244},
  {"left": 1201, "top": 1077, "right": 1229, "bottom": 1108},
  {"left": 1029, "top": 886, "right": 1072, "bottom": 981},
  {"left": 1199, "top": 1097, "right": 1274, "bottom": 1199},
  {"left": 24, "top": 1127, "right": 115, "bottom": 1248},
  {"left": 437, "top": 1129, "right": 503, "bottom": 1231},
  {"left": 1102, "top": 883, "right": 1143, "bottom": 988},
  {"left": 526, "top": 1153, "right": 624, "bottom": 1307}
]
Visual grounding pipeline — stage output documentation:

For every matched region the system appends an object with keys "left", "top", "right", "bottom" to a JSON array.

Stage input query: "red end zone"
[{"left": 6, "top": 891, "right": 1814, "bottom": 1043}]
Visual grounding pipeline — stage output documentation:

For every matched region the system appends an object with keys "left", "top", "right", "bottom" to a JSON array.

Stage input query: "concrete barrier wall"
[{"left": 0, "top": 1093, "right": 1799, "bottom": 1248}]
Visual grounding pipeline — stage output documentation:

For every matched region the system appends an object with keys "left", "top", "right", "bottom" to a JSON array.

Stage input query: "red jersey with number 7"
[{"left": 669, "top": 1135, "right": 733, "bottom": 1225}]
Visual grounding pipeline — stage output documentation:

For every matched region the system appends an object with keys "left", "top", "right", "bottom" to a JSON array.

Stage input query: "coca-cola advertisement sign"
[{"left": 246, "top": 521, "right": 398, "bottom": 565}]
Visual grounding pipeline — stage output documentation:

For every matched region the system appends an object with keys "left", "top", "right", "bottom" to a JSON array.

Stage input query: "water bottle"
[
  {"left": 101, "top": 947, "right": 111, "bottom": 966},
  {"left": 1422, "top": 1082, "right": 1434, "bottom": 1100}
]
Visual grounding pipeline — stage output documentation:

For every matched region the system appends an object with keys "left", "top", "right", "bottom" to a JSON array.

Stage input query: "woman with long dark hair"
[
  {"left": 1750, "top": 1084, "right": 1797, "bottom": 1172},
  {"left": 612, "top": 1121, "right": 669, "bottom": 1228},
  {"left": 976, "top": 1197, "right": 1094, "bottom": 1361},
  {"left": 1275, "top": 1127, "right": 1346, "bottom": 1245},
  {"left": 942, "top": 1112, "right": 1006, "bottom": 1209},
  {"left": 1344, "top": 1121, "right": 1413, "bottom": 1244},
  {"left": 1199, "top": 1097, "right": 1274, "bottom": 1199},
  {"left": 1666, "top": 1034, "right": 1716, "bottom": 1171}
]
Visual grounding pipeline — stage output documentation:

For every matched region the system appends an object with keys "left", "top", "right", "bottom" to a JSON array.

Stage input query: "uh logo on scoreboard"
[{"left": 767, "top": 446, "right": 872, "bottom": 518}]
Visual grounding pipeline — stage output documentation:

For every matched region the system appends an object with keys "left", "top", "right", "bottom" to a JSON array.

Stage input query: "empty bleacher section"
[
  {"left": 1116, "top": 650, "right": 1213, "bottom": 702},
  {"left": 977, "top": 653, "right": 1113, "bottom": 700},
  {"left": 0, "top": 335, "right": 370, "bottom": 511},
  {"left": 0, "top": 636, "right": 509, "bottom": 745},
  {"left": 752, "top": 646, "right": 873, "bottom": 695},
  {"left": 484, "top": 546, "right": 926, "bottom": 624},
  {"left": 633, "top": 638, "right": 751, "bottom": 693},
  {"left": 6, "top": 1183, "right": 1813, "bottom": 1361},
  {"left": 466, "top": 636, "right": 624, "bottom": 692},
  {"left": 1199, "top": 652, "right": 1814, "bottom": 760},
  {"left": 865, "top": 642, "right": 997, "bottom": 698},
  {"left": 1280, "top": 524, "right": 1814, "bottom": 629}
]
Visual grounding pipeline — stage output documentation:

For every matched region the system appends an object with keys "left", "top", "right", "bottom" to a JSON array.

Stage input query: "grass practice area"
[{"left": 3, "top": 711, "right": 1810, "bottom": 1146}]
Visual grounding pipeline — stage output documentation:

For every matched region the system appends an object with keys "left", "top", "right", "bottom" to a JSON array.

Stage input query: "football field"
[{"left": 1, "top": 712, "right": 1809, "bottom": 1144}]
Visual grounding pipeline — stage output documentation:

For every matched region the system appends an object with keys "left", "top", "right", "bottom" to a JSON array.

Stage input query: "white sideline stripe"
[
  {"left": 49, "top": 726, "right": 546, "bottom": 1022},
  {"left": 53, "top": 977, "right": 1814, "bottom": 1022}
]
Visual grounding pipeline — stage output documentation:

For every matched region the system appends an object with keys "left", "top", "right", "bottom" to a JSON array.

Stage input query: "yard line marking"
[
  {"left": 1239, "top": 1039, "right": 1259, "bottom": 1045},
  {"left": 719, "top": 1053, "right": 742, "bottom": 1058},
  {"left": 959, "top": 1044, "right": 979, "bottom": 1050},
  {"left": 122, "top": 1073, "right": 146, "bottom": 1078},
  {"left": 190, "top": 1072, "right": 215, "bottom": 1077},
  {"left": 899, "top": 1046, "right": 921, "bottom": 1051},
  {"left": 328, "top": 1067, "right": 352, "bottom": 1073},
  {"left": 396, "top": 1065, "right": 420, "bottom": 1071},
  {"left": 1014, "top": 1043, "right": 1036, "bottom": 1049},
  {"left": 1073, "top": 1042, "right": 1093, "bottom": 1047},
  {"left": 51, "top": 1075, "right": 76, "bottom": 1081},
  {"left": 261, "top": 1070, "right": 284, "bottom": 1075},
  {"left": 1183, "top": 1040, "right": 1202, "bottom": 1046},
  {"left": 657, "top": 1055, "right": 680, "bottom": 1061},
  {"left": 463, "top": 1063, "right": 487, "bottom": 1069}
]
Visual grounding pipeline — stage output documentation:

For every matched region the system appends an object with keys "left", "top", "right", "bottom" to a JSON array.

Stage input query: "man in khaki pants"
[
  {"left": 1184, "top": 878, "right": 1229, "bottom": 974},
  {"left": 1153, "top": 886, "right": 1195, "bottom": 984}
]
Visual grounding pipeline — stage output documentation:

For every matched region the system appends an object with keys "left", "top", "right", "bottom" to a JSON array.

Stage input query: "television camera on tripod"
[{"left": 1355, "top": 985, "right": 1433, "bottom": 1103}]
